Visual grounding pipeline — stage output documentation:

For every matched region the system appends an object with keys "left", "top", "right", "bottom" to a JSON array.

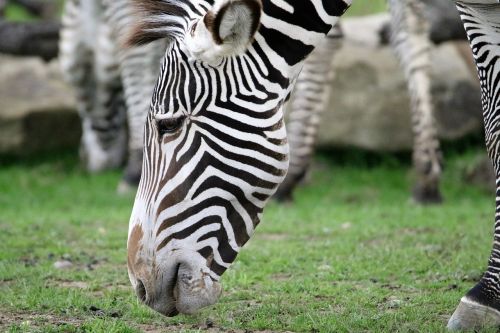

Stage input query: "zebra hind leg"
[
  {"left": 448, "top": 2, "right": 500, "bottom": 330},
  {"left": 389, "top": 0, "right": 443, "bottom": 205},
  {"left": 82, "top": 20, "right": 127, "bottom": 172},
  {"left": 60, "top": 1, "right": 127, "bottom": 172},
  {"left": 274, "top": 25, "right": 343, "bottom": 201}
]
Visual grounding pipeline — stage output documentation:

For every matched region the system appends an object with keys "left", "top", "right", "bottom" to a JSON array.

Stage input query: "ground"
[{"left": 0, "top": 148, "right": 497, "bottom": 333}]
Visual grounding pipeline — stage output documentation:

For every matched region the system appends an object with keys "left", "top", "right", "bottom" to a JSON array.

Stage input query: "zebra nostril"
[{"left": 136, "top": 279, "right": 147, "bottom": 303}]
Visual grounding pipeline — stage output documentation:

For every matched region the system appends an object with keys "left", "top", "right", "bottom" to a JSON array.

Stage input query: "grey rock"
[
  {"left": 0, "top": 55, "right": 80, "bottom": 155},
  {"left": 53, "top": 259, "right": 73, "bottom": 269}
]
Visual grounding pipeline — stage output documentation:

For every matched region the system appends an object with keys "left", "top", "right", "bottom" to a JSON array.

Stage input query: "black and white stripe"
[{"left": 127, "top": 0, "right": 351, "bottom": 316}]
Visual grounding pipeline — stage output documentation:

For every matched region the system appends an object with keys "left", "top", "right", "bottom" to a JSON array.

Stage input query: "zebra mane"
[{"left": 126, "top": 0, "right": 194, "bottom": 46}]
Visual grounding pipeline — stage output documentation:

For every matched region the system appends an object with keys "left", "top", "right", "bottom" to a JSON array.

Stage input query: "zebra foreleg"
[
  {"left": 448, "top": 2, "right": 500, "bottom": 330},
  {"left": 274, "top": 25, "right": 343, "bottom": 201},
  {"left": 389, "top": 0, "right": 443, "bottom": 204}
]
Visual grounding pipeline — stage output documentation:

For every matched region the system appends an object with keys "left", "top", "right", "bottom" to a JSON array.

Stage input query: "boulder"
[
  {"left": 316, "top": 16, "right": 482, "bottom": 152},
  {"left": 0, "top": 55, "right": 80, "bottom": 155}
]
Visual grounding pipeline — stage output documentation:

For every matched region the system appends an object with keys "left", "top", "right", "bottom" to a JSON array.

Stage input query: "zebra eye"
[
  {"left": 157, "top": 117, "right": 185, "bottom": 136},
  {"left": 190, "top": 21, "right": 198, "bottom": 37}
]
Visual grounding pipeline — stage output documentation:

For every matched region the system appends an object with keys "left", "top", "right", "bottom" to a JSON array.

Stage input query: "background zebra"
[
  {"left": 59, "top": 0, "right": 166, "bottom": 192},
  {"left": 61, "top": 0, "right": 453, "bottom": 204},
  {"left": 278, "top": 0, "right": 461, "bottom": 204}
]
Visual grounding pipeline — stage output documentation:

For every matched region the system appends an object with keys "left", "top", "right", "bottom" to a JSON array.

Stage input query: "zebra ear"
[{"left": 186, "top": 0, "right": 262, "bottom": 65}]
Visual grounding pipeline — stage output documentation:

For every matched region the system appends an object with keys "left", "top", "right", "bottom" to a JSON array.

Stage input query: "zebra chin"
[{"left": 129, "top": 248, "right": 222, "bottom": 317}]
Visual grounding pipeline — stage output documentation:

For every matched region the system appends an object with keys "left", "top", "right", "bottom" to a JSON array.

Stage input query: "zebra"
[
  {"left": 276, "top": 0, "right": 445, "bottom": 204},
  {"left": 123, "top": 0, "right": 500, "bottom": 330},
  {"left": 59, "top": 0, "right": 167, "bottom": 192},
  {"left": 124, "top": 0, "right": 350, "bottom": 317},
  {"left": 447, "top": 1, "right": 500, "bottom": 330}
]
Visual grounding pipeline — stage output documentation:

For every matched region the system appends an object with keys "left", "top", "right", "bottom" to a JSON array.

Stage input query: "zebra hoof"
[
  {"left": 447, "top": 297, "right": 500, "bottom": 331},
  {"left": 412, "top": 184, "right": 443, "bottom": 205}
]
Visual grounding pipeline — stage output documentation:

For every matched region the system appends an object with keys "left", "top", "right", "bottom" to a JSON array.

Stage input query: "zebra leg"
[
  {"left": 388, "top": 0, "right": 443, "bottom": 204},
  {"left": 102, "top": 1, "right": 167, "bottom": 193},
  {"left": 60, "top": 0, "right": 127, "bottom": 172},
  {"left": 116, "top": 40, "right": 167, "bottom": 193},
  {"left": 88, "top": 20, "right": 128, "bottom": 171},
  {"left": 59, "top": 0, "right": 94, "bottom": 166},
  {"left": 448, "top": 2, "right": 500, "bottom": 330},
  {"left": 274, "top": 25, "right": 343, "bottom": 201}
]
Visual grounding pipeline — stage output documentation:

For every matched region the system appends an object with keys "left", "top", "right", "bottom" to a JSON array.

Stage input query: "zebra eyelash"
[{"left": 156, "top": 116, "right": 186, "bottom": 136}]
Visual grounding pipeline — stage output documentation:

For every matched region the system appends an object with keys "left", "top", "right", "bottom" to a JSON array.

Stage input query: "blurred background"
[
  {"left": 0, "top": 1, "right": 497, "bottom": 332},
  {"left": 0, "top": 0, "right": 486, "bottom": 167}
]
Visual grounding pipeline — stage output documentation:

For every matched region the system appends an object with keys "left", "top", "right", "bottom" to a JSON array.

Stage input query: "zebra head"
[{"left": 126, "top": 0, "right": 349, "bottom": 316}]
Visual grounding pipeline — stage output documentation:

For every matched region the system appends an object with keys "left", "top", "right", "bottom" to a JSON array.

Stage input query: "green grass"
[
  {"left": 3, "top": 0, "right": 65, "bottom": 22},
  {"left": 0, "top": 149, "right": 496, "bottom": 332},
  {"left": 346, "top": 1, "right": 387, "bottom": 16}
]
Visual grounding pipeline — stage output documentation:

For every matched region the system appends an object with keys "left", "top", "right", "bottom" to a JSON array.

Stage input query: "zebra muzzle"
[
  {"left": 142, "top": 249, "right": 222, "bottom": 316},
  {"left": 172, "top": 254, "right": 222, "bottom": 314}
]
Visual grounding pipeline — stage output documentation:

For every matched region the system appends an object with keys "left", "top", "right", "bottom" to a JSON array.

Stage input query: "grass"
[
  {"left": 346, "top": 0, "right": 387, "bottom": 17},
  {"left": 0, "top": 147, "right": 497, "bottom": 332}
]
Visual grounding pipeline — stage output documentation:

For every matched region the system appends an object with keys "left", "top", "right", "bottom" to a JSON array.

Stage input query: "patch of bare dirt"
[
  {"left": 60, "top": 280, "right": 89, "bottom": 289},
  {"left": 0, "top": 310, "right": 294, "bottom": 332},
  {"left": 399, "top": 227, "right": 436, "bottom": 235},
  {"left": 137, "top": 322, "right": 292, "bottom": 333},
  {"left": 270, "top": 273, "right": 292, "bottom": 281},
  {"left": 0, "top": 311, "right": 84, "bottom": 329},
  {"left": 256, "top": 233, "right": 288, "bottom": 241}
]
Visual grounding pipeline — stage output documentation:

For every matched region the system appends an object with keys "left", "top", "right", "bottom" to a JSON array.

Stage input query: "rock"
[
  {"left": 53, "top": 260, "right": 73, "bottom": 269},
  {"left": 0, "top": 55, "right": 80, "bottom": 155},
  {"left": 386, "top": 296, "right": 403, "bottom": 309},
  {"left": 342, "top": 13, "right": 389, "bottom": 48},
  {"left": 315, "top": 16, "right": 482, "bottom": 152}
]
